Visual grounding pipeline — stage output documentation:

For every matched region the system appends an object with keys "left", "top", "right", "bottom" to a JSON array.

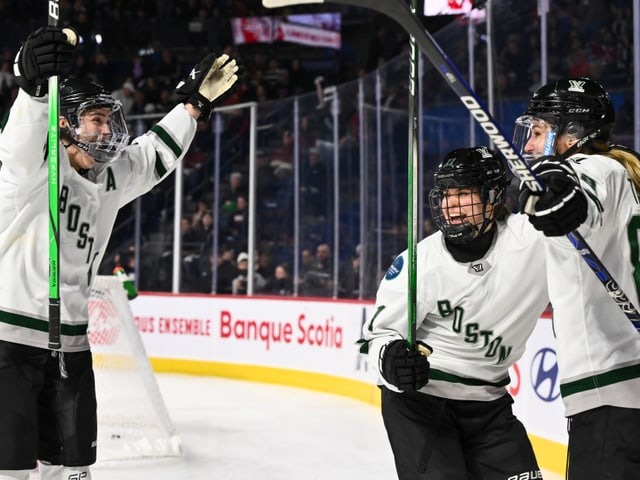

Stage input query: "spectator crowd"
[{"left": 0, "top": 0, "right": 636, "bottom": 299}]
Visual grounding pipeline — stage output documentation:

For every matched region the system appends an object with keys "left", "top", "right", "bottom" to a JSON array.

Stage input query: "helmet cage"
[
  {"left": 61, "top": 85, "right": 130, "bottom": 163},
  {"left": 429, "top": 147, "right": 507, "bottom": 244}
]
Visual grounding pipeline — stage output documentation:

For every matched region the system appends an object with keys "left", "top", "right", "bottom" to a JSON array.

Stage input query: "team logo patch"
[
  {"left": 567, "top": 80, "right": 586, "bottom": 93},
  {"left": 467, "top": 260, "right": 492, "bottom": 276},
  {"left": 385, "top": 255, "right": 404, "bottom": 280}
]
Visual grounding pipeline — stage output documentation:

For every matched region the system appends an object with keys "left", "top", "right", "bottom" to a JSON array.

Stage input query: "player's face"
[
  {"left": 523, "top": 118, "right": 553, "bottom": 158},
  {"left": 77, "top": 108, "right": 113, "bottom": 142},
  {"left": 513, "top": 115, "right": 557, "bottom": 164},
  {"left": 441, "top": 187, "right": 485, "bottom": 228}
]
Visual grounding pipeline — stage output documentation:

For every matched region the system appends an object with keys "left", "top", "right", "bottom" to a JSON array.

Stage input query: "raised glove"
[
  {"left": 380, "top": 339, "right": 432, "bottom": 391},
  {"left": 518, "top": 156, "right": 588, "bottom": 236},
  {"left": 13, "top": 26, "right": 77, "bottom": 97},
  {"left": 174, "top": 53, "right": 239, "bottom": 119}
]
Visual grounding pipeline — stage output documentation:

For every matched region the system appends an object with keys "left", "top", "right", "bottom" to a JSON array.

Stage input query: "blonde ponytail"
[{"left": 586, "top": 141, "right": 640, "bottom": 190}]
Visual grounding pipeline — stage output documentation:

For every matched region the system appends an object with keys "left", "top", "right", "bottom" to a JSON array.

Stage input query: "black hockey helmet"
[
  {"left": 60, "top": 78, "right": 130, "bottom": 163},
  {"left": 513, "top": 77, "right": 614, "bottom": 161},
  {"left": 429, "top": 147, "right": 507, "bottom": 244}
]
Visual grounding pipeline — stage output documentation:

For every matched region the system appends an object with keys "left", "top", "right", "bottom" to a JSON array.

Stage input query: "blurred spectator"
[
  {"left": 300, "top": 146, "right": 328, "bottom": 218},
  {"left": 191, "top": 199, "right": 209, "bottom": 229},
  {"left": 155, "top": 87, "right": 175, "bottom": 113},
  {"left": 214, "top": 245, "right": 238, "bottom": 294},
  {"left": 497, "top": 33, "right": 527, "bottom": 94},
  {"left": 220, "top": 171, "right": 247, "bottom": 207},
  {"left": 264, "top": 263, "right": 293, "bottom": 296},
  {"left": 338, "top": 249, "right": 360, "bottom": 299},
  {"left": 155, "top": 48, "right": 180, "bottom": 87},
  {"left": 288, "top": 57, "right": 313, "bottom": 95},
  {"left": 181, "top": 216, "right": 201, "bottom": 255},
  {"left": 0, "top": 60, "right": 15, "bottom": 98},
  {"left": 263, "top": 57, "right": 284, "bottom": 98},
  {"left": 111, "top": 79, "right": 136, "bottom": 116},
  {"left": 270, "top": 129, "right": 294, "bottom": 178},
  {"left": 232, "top": 251, "right": 267, "bottom": 294},
  {"left": 222, "top": 194, "right": 249, "bottom": 250},
  {"left": 301, "top": 243, "right": 333, "bottom": 297}
]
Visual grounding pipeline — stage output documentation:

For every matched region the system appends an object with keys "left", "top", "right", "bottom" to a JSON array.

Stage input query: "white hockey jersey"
[
  {"left": 362, "top": 214, "right": 550, "bottom": 401},
  {"left": 0, "top": 90, "right": 196, "bottom": 352},
  {"left": 545, "top": 153, "right": 640, "bottom": 416}
]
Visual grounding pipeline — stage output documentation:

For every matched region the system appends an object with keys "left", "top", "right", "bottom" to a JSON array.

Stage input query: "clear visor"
[
  {"left": 72, "top": 98, "right": 130, "bottom": 163},
  {"left": 512, "top": 115, "right": 557, "bottom": 164}
]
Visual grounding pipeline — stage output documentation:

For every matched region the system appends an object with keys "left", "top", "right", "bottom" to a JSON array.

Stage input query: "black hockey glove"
[
  {"left": 14, "top": 26, "right": 77, "bottom": 97},
  {"left": 380, "top": 339, "right": 432, "bottom": 391},
  {"left": 174, "top": 53, "right": 240, "bottom": 120},
  {"left": 518, "top": 156, "right": 588, "bottom": 237}
]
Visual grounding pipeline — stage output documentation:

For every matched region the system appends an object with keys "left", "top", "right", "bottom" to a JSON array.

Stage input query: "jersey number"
[{"left": 628, "top": 215, "right": 640, "bottom": 299}]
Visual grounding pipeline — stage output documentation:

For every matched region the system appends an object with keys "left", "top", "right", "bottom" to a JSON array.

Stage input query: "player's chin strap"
[
  {"left": 60, "top": 127, "right": 92, "bottom": 176},
  {"left": 60, "top": 127, "right": 90, "bottom": 153}
]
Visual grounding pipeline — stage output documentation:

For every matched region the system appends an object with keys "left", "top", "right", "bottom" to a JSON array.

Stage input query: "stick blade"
[{"left": 262, "top": 0, "right": 324, "bottom": 7}]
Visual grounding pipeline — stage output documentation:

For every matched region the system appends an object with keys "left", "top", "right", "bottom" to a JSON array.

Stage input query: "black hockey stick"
[
  {"left": 263, "top": 0, "right": 640, "bottom": 329},
  {"left": 406, "top": 0, "right": 418, "bottom": 349}
]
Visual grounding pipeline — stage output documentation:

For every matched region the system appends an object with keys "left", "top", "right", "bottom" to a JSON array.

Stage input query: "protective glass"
[
  {"left": 512, "top": 115, "right": 557, "bottom": 164},
  {"left": 69, "top": 96, "right": 130, "bottom": 163}
]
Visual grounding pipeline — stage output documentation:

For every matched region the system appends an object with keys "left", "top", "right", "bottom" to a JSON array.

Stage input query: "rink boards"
[{"left": 127, "top": 292, "right": 567, "bottom": 474}]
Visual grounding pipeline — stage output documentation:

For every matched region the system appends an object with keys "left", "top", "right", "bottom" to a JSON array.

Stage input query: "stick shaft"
[
  {"left": 406, "top": 0, "right": 418, "bottom": 348},
  {"left": 48, "top": 0, "right": 61, "bottom": 349}
]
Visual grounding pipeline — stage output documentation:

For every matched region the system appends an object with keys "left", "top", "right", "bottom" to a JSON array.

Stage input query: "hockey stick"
[
  {"left": 406, "top": 0, "right": 418, "bottom": 349},
  {"left": 262, "top": 0, "right": 640, "bottom": 329},
  {"left": 48, "top": 0, "right": 61, "bottom": 349}
]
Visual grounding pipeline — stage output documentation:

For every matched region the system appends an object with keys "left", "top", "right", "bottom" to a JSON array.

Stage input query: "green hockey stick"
[{"left": 47, "top": 0, "right": 61, "bottom": 349}]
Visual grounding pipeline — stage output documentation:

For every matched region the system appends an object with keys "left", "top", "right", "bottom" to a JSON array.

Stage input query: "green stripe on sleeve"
[
  {"left": 561, "top": 363, "right": 640, "bottom": 397},
  {"left": 154, "top": 152, "right": 167, "bottom": 178},
  {"left": 150, "top": 124, "right": 182, "bottom": 157}
]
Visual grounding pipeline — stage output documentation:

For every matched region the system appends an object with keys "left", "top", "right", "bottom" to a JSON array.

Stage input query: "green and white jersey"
[
  {"left": 0, "top": 90, "right": 196, "bottom": 352},
  {"left": 362, "top": 214, "right": 550, "bottom": 401},
  {"left": 545, "top": 153, "right": 640, "bottom": 416}
]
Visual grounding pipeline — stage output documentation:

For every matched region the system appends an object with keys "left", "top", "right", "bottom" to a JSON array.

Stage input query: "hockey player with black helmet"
[
  {"left": 360, "top": 147, "right": 549, "bottom": 479},
  {"left": 0, "top": 26, "right": 239, "bottom": 480},
  {"left": 515, "top": 78, "right": 640, "bottom": 480}
]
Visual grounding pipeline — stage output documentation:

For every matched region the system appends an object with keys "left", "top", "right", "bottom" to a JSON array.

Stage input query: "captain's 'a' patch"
[{"left": 467, "top": 260, "right": 492, "bottom": 276}]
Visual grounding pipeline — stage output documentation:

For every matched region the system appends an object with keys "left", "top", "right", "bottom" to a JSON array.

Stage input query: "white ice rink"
[{"left": 90, "top": 373, "right": 563, "bottom": 480}]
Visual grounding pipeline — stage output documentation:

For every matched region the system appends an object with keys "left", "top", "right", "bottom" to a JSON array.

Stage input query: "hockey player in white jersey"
[
  {"left": 0, "top": 26, "right": 239, "bottom": 480},
  {"left": 515, "top": 78, "right": 640, "bottom": 480},
  {"left": 361, "top": 147, "right": 549, "bottom": 479}
]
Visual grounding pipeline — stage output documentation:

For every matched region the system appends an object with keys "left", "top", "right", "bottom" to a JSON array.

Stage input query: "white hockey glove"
[
  {"left": 517, "top": 156, "right": 588, "bottom": 236},
  {"left": 14, "top": 26, "right": 77, "bottom": 97},
  {"left": 174, "top": 53, "right": 240, "bottom": 120}
]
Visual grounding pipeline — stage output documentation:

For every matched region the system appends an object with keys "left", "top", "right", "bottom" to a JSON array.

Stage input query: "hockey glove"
[
  {"left": 174, "top": 53, "right": 240, "bottom": 120},
  {"left": 380, "top": 339, "right": 432, "bottom": 391},
  {"left": 518, "top": 156, "right": 588, "bottom": 236},
  {"left": 13, "top": 26, "right": 77, "bottom": 97}
]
